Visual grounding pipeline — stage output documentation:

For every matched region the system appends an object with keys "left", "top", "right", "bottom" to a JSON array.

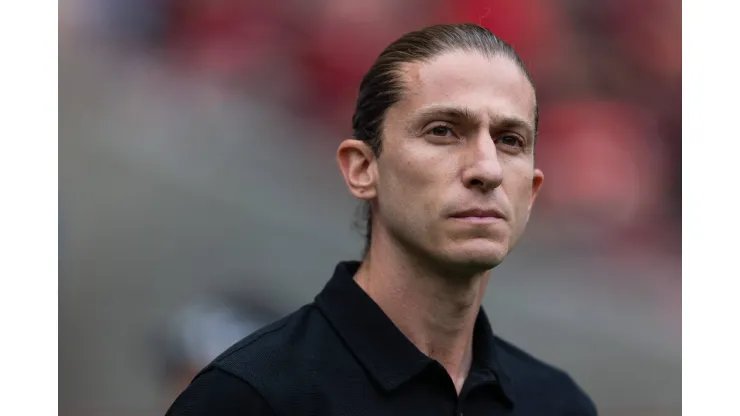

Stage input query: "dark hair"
[{"left": 351, "top": 23, "right": 537, "bottom": 258}]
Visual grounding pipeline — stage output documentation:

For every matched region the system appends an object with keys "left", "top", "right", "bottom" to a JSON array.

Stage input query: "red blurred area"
[
  {"left": 164, "top": 0, "right": 285, "bottom": 79},
  {"left": 537, "top": 100, "right": 671, "bottom": 240}
]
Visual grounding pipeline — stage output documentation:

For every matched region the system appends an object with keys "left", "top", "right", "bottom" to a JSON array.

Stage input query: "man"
[{"left": 166, "top": 23, "right": 597, "bottom": 415}]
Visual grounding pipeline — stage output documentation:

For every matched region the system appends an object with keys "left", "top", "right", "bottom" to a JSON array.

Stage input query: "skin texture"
[{"left": 337, "top": 50, "right": 544, "bottom": 394}]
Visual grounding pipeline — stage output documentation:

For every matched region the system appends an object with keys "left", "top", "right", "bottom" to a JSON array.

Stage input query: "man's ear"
[
  {"left": 337, "top": 139, "right": 378, "bottom": 201},
  {"left": 528, "top": 168, "right": 544, "bottom": 211}
]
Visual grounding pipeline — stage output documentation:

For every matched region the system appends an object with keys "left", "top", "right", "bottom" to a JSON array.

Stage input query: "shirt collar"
[{"left": 315, "top": 261, "right": 515, "bottom": 405}]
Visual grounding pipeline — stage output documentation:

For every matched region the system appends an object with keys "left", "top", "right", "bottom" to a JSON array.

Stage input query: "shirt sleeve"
[{"left": 165, "top": 366, "right": 277, "bottom": 416}]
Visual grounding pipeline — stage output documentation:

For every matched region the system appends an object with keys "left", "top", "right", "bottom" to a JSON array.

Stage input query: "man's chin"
[{"left": 438, "top": 241, "right": 509, "bottom": 273}]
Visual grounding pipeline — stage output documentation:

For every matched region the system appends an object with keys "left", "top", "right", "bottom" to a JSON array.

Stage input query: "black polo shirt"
[{"left": 166, "top": 261, "right": 597, "bottom": 415}]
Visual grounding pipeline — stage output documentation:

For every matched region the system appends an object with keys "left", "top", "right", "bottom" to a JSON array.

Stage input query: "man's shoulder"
[
  {"left": 494, "top": 336, "right": 598, "bottom": 413},
  {"left": 166, "top": 366, "right": 276, "bottom": 415},
  {"left": 167, "top": 304, "right": 337, "bottom": 415},
  {"left": 206, "top": 302, "right": 339, "bottom": 383}
]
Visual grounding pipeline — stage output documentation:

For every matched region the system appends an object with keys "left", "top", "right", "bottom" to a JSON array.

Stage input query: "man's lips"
[{"left": 450, "top": 208, "right": 506, "bottom": 221}]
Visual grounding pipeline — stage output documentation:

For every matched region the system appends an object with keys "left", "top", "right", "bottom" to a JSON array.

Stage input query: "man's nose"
[{"left": 461, "top": 136, "right": 504, "bottom": 192}]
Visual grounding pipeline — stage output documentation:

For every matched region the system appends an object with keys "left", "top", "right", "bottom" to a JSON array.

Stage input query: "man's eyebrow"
[
  {"left": 494, "top": 116, "right": 535, "bottom": 136},
  {"left": 411, "top": 104, "right": 535, "bottom": 134},
  {"left": 412, "top": 105, "right": 482, "bottom": 125}
]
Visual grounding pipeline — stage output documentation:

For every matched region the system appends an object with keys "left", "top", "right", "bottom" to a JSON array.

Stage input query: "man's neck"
[{"left": 354, "top": 240, "right": 490, "bottom": 394}]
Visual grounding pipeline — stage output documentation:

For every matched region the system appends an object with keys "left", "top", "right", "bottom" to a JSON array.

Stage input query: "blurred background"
[{"left": 59, "top": 0, "right": 681, "bottom": 415}]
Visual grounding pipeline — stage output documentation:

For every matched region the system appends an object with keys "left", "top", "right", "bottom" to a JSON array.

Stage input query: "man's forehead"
[{"left": 394, "top": 51, "right": 536, "bottom": 122}]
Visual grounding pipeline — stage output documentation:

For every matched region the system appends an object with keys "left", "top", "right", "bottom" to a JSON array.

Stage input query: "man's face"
[{"left": 374, "top": 50, "right": 543, "bottom": 271}]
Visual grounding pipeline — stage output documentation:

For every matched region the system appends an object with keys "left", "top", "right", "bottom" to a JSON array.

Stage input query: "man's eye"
[
  {"left": 497, "top": 135, "right": 523, "bottom": 147},
  {"left": 428, "top": 126, "right": 454, "bottom": 137}
]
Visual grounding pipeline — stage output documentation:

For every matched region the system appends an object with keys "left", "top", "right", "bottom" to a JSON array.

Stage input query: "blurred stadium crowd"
[{"left": 59, "top": 1, "right": 681, "bottom": 415}]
